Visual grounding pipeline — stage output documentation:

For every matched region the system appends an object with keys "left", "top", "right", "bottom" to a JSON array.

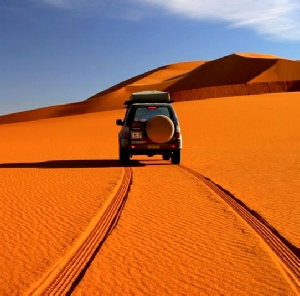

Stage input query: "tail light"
[
  {"left": 175, "top": 126, "right": 181, "bottom": 138},
  {"left": 123, "top": 126, "right": 130, "bottom": 139}
]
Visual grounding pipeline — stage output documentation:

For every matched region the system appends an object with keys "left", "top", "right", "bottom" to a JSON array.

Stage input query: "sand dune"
[
  {"left": 167, "top": 53, "right": 300, "bottom": 101},
  {"left": 125, "top": 61, "right": 206, "bottom": 92},
  {"left": 1, "top": 52, "right": 300, "bottom": 125},
  {"left": 250, "top": 59, "right": 300, "bottom": 83},
  {"left": 0, "top": 91, "right": 299, "bottom": 294},
  {"left": 167, "top": 53, "right": 277, "bottom": 91},
  {"left": 0, "top": 61, "right": 203, "bottom": 124}
]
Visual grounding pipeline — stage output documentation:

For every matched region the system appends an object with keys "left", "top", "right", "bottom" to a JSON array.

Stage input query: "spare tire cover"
[{"left": 146, "top": 115, "right": 174, "bottom": 143}]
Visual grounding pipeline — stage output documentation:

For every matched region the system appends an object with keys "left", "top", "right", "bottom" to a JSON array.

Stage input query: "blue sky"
[{"left": 1, "top": 0, "right": 300, "bottom": 116}]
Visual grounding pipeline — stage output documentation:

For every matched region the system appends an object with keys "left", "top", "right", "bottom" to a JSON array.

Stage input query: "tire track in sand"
[
  {"left": 72, "top": 160, "right": 295, "bottom": 295},
  {"left": 26, "top": 167, "right": 131, "bottom": 295},
  {"left": 179, "top": 164, "right": 300, "bottom": 293}
]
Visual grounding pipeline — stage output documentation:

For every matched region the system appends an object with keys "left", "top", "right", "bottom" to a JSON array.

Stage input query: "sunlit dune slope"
[
  {"left": 250, "top": 58, "right": 300, "bottom": 82},
  {"left": 124, "top": 61, "right": 207, "bottom": 92},
  {"left": 87, "top": 61, "right": 205, "bottom": 99},
  {"left": 1, "top": 52, "right": 300, "bottom": 125}
]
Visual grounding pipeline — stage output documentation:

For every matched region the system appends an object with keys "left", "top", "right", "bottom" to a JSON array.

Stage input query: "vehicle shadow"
[
  {"left": 0, "top": 157, "right": 176, "bottom": 169},
  {"left": 0, "top": 159, "right": 145, "bottom": 169}
]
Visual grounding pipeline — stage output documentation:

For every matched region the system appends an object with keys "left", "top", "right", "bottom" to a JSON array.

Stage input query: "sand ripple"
[
  {"left": 0, "top": 166, "right": 122, "bottom": 294},
  {"left": 73, "top": 160, "right": 294, "bottom": 295}
]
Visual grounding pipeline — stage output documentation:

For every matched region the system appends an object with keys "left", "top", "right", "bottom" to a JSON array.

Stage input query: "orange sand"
[
  {"left": 0, "top": 52, "right": 299, "bottom": 294},
  {"left": 0, "top": 92, "right": 299, "bottom": 294},
  {"left": 176, "top": 93, "right": 300, "bottom": 249},
  {"left": 0, "top": 112, "right": 123, "bottom": 294}
]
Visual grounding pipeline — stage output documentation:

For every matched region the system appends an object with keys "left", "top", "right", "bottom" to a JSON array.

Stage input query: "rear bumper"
[
  {"left": 120, "top": 138, "right": 182, "bottom": 156},
  {"left": 127, "top": 148, "right": 181, "bottom": 156}
]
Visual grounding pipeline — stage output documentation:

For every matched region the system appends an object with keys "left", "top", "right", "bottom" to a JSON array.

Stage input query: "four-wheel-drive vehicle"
[{"left": 116, "top": 90, "right": 182, "bottom": 164}]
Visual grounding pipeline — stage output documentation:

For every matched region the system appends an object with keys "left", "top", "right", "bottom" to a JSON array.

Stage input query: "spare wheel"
[{"left": 146, "top": 115, "right": 174, "bottom": 143}]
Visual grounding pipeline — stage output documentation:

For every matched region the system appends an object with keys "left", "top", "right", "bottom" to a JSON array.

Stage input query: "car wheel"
[
  {"left": 146, "top": 115, "right": 174, "bottom": 143},
  {"left": 162, "top": 153, "right": 170, "bottom": 160},
  {"left": 171, "top": 150, "right": 180, "bottom": 164},
  {"left": 119, "top": 148, "right": 130, "bottom": 165}
]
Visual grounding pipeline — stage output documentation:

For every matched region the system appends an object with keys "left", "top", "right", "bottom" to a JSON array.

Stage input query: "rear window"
[{"left": 133, "top": 106, "right": 171, "bottom": 122}]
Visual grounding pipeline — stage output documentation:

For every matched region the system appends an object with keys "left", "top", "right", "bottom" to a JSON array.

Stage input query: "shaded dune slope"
[
  {"left": 167, "top": 53, "right": 278, "bottom": 91},
  {"left": 167, "top": 53, "right": 300, "bottom": 101},
  {"left": 1, "top": 53, "right": 300, "bottom": 125}
]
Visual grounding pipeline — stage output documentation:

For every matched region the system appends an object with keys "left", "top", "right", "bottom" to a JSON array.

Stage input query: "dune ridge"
[{"left": 1, "top": 52, "right": 300, "bottom": 125}]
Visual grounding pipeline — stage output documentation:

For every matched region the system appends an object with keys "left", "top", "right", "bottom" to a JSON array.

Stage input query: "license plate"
[
  {"left": 147, "top": 144, "right": 160, "bottom": 149},
  {"left": 131, "top": 131, "right": 142, "bottom": 140}
]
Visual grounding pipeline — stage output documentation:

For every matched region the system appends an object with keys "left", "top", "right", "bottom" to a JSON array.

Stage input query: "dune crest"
[{"left": 235, "top": 52, "right": 283, "bottom": 59}]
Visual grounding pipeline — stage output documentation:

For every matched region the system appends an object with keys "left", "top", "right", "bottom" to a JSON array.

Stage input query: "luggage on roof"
[{"left": 125, "top": 91, "right": 171, "bottom": 105}]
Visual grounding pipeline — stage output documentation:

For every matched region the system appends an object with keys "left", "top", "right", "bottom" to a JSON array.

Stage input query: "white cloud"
[
  {"left": 138, "top": 0, "right": 300, "bottom": 40},
  {"left": 32, "top": 0, "right": 300, "bottom": 40}
]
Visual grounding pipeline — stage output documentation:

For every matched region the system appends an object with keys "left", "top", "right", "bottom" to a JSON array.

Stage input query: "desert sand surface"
[{"left": 0, "top": 92, "right": 299, "bottom": 294}]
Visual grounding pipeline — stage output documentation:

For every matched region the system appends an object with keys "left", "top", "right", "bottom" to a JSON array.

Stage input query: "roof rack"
[
  {"left": 124, "top": 99, "right": 174, "bottom": 106},
  {"left": 124, "top": 90, "right": 172, "bottom": 106}
]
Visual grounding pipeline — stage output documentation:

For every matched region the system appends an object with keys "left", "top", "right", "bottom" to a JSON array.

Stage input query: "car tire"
[
  {"left": 119, "top": 148, "right": 130, "bottom": 165},
  {"left": 162, "top": 153, "right": 170, "bottom": 160},
  {"left": 146, "top": 115, "right": 174, "bottom": 143},
  {"left": 171, "top": 150, "right": 181, "bottom": 164}
]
